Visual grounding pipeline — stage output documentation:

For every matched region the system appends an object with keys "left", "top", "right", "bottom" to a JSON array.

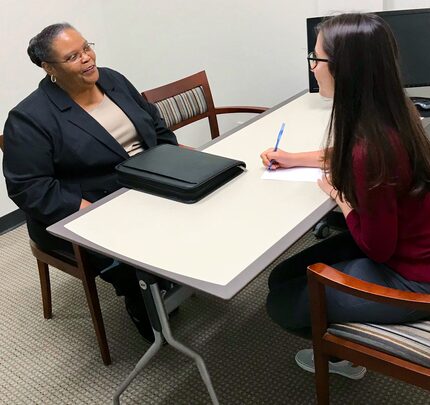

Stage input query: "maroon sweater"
[{"left": 345, "top": 139, "right": 430, "bottom": 282}]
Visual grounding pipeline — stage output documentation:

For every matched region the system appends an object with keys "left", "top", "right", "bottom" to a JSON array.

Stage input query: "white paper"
[{"left": 262, "top": 167, "right": 323, "bottom": 182}]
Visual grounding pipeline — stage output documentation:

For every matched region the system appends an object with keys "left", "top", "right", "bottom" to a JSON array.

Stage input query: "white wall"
[
  {"left": 317, "top": 0, "right": 382, "bottom": 14},
  {"left": 0, "top": 0, "right": 426, "bottom": 218},
  {"left": 384, "top": 0, "right": 430, "bottom": 9}
]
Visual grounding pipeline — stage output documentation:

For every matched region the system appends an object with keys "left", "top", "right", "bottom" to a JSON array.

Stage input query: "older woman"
[{"left": 3, "top": 23, "right": 178, "bottom": 341}]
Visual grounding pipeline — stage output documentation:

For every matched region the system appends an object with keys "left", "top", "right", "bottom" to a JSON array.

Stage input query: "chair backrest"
[
  {"left": 142, "top": 70, "right": 221, "bottom": 139},
  {"left": 0, "top": 134, "right": 4, "bottom": 152}
]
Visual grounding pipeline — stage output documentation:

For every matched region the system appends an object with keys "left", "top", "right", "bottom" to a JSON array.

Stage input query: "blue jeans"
[{"left": 266, "top": 232, "right": 430, "bottom": 339}]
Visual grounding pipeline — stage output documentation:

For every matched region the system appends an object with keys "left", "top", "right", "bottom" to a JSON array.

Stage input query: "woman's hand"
[
  {"left": 260, "top": 148, "right": 324, "bottom": 170},
  {"left": 317, "top": 174, "right": 353, "bottom": 217},
  {"left": 79, "top": 199, "right": 92, "bottom": 210},
  {"left": 260, "top": 148, "right": 298, "bottom": 170},
  {"left": 317, "top": 174, "right": 337, "bottom": 198}
]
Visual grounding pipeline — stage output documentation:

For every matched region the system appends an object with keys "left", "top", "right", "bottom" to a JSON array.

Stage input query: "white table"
[{"left": 48, "top": 91, "right": 335, "bottom": 404}]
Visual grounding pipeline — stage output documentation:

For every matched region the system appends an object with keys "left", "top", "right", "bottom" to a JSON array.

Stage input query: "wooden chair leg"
[
  {"left": 81, "top": 275, "right": 111, "bottom": 365},
  {"left": 36, "top": 260, "right": 52, "bottom": 319},
  {"left": 314, "top": 351, "right": 330, "bottom": 405}
]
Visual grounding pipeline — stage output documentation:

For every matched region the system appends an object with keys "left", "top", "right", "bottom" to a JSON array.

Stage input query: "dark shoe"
[{"left": 125, "top": 296, "right": 155, "bottom": 343}]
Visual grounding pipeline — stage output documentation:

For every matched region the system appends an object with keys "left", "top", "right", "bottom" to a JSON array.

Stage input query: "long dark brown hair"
[{"left": 319, "top": 13, "right": 430, "bottom": 208}]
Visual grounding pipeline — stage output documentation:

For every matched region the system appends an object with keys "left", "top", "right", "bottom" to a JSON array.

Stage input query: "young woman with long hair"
[{"left": 260, "top": 13, "right": 430, "bottom": 379}]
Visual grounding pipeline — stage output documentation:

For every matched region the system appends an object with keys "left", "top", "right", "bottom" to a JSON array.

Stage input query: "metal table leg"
[
  {"left": 113, "top": 330, "right": 163, "bottom": 405},
  {"left": 150, "top": 283, "right": 219, "bottom": 405},
  {"left": 113, "top": 273, "right": 219, "bottom": 405}
]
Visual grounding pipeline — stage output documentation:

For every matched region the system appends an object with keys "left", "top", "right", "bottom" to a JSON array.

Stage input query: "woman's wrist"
[
  {"left": 335, "top": 194, "right": 353, "bottom": 217},
  {"left": 329, "top": 189, "right": 338, "bottom": 200},
  {"left": 295, "top": 150, "right": 324, "bottom": 168}
]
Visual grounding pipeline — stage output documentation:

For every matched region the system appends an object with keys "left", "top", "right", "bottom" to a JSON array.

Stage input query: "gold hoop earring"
[{"left": 50, "top": 75, "right": 57, "bottom": 83}]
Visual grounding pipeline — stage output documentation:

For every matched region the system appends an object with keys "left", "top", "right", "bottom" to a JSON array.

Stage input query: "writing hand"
[{"left": 260, "top": 148, "right": 297, "bottom": 170}]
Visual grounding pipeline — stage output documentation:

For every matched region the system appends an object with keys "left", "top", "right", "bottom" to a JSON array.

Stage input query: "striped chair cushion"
[
  {"left": 329, "top": 321, "right": 430, "bottom": 367},
  {"left": 154, "top": 86, "right": 208, "bottom": 128}
]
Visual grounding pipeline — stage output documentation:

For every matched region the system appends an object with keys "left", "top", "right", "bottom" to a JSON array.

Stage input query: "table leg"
[
  {"left": 150, "top": 283, "right": 219, "bottom": 405},
  {"left": 112, "top": 330, "right": 163, "bottom": 405},
  {"left": 112, "top": 273, "right": 219, "bottom": 405}
]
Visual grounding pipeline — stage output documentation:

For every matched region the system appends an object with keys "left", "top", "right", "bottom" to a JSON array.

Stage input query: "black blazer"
[{"left": 3, "top": 67, "right": 178, "bottom": 250}]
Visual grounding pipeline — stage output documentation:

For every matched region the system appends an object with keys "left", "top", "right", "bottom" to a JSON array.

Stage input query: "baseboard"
[{"left": 0, "top": 209, "right": 26, "bottom": 235}]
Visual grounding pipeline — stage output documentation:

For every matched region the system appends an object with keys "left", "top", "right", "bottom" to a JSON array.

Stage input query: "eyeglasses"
[
  {"left": 307, "top": 51, "right": 329, "bottom": 70},
  {"left": 45, "top": 42, "right": 95, "bottom": 64}
]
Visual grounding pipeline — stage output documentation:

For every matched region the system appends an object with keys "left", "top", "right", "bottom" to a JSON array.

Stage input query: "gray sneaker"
[{"left": 295, "top": 349, "right": 366, "bottom": 380}]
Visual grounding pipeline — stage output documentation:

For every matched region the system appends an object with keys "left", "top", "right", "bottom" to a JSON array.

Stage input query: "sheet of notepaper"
[{"left": 261, "top": 167, "right": 323, "bottom": 182}]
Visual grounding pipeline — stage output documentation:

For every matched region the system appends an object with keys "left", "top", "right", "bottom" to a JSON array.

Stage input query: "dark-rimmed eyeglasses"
[
  {"left": 45, "top": 42, "right": 95, "bottom": 64},
  {"left": 307, "top": 51, "right": 329, "bottom": 71}
]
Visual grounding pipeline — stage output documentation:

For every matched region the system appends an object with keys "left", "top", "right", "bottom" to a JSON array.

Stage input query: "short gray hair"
[{"left": 27, "top": 23, "right": 74, "bottom": 67}]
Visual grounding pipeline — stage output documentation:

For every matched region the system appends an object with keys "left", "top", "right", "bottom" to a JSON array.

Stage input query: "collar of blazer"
[
  {"left": 40, "top": 67, "right": 118, "bottom": 111},
  {"left": 39, "top": 68, "right": 131, "bottom": 160}
]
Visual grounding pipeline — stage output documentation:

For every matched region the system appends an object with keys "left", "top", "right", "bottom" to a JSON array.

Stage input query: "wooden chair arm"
[
  {"left": 307, "top": 263, "right": 430, "bottom": 311},
  {"left": 214, "top": 106, "right": 268, "bottom": 115}
]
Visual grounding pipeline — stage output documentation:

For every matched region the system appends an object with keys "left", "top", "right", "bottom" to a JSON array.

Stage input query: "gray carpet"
[{"left": 1, "top": 225, "right": 430, "bottom": 404}]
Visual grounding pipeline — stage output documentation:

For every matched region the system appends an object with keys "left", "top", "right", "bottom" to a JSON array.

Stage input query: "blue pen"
[{"left": 268, "top": 122, "right": 286, "bottom": 170}]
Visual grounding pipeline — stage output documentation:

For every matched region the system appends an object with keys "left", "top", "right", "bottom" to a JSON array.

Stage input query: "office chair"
[
  {"left": 0, "top": 134, "right": 111, "bottom": 365},
  {"left": 142, "top": 70, "right": 267, "bottom": 140},
  {"left": 313, "top": 209, "right": 348, "bottom": 239},
  {"left": 307, "top": 262, "right": 430, "bottom": 404}
]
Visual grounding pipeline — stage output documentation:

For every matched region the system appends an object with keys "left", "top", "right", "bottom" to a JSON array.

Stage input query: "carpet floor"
[{"left": 1, "top": 225, "right": 429, "bottom": 404}]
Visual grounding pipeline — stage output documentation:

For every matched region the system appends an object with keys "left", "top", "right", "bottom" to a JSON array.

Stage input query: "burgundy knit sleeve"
[{"left": 345, "top": 144, "right": 398, "bottom": 262}]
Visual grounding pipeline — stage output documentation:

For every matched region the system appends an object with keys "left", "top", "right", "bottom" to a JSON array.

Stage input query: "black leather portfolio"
[{"left": 116, "top": 144, "right": 246, "bottom": 203}]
